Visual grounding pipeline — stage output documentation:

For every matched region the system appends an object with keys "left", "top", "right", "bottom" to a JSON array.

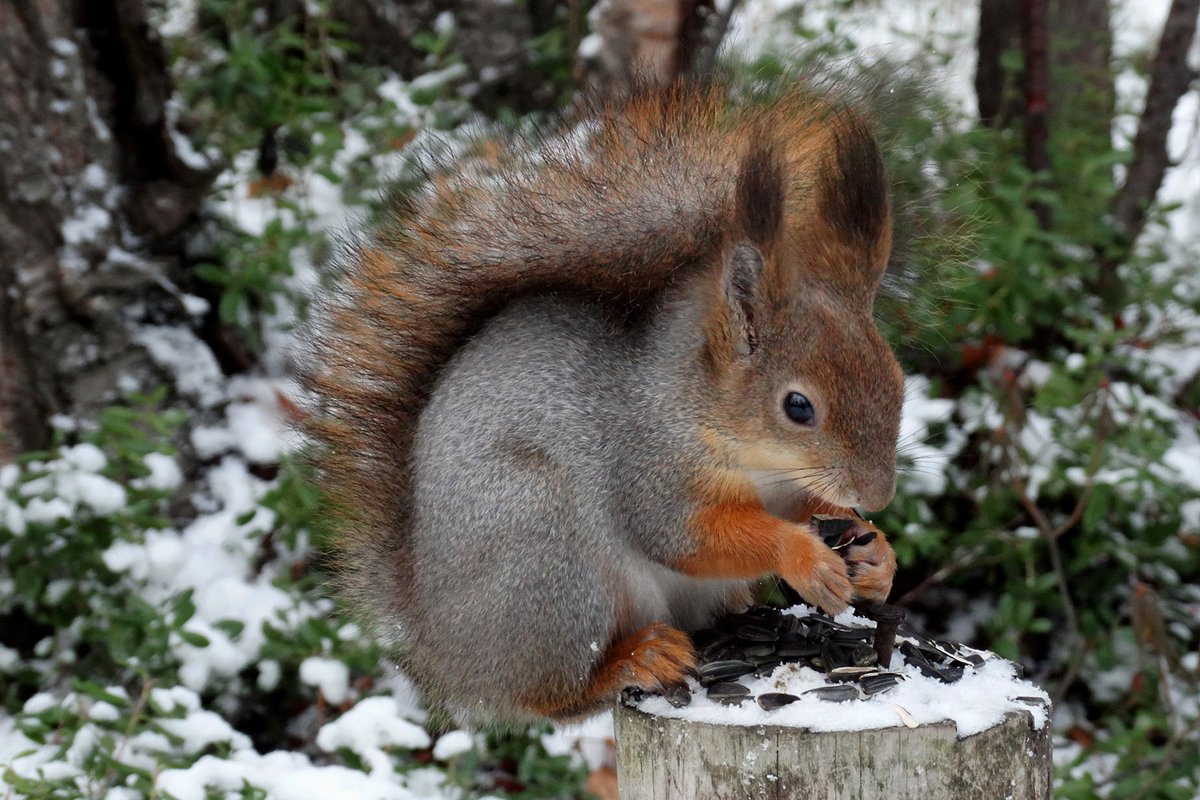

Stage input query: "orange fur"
[
  {"left": 679, "top": 471, "right": 859, "bottom": 614},
  {"left": 521, "top": 623, "right": 696, "bottom": 720}
]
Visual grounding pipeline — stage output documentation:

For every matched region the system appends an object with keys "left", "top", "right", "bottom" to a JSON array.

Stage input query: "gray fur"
[{"left": 408, "top": 291, "right": 746, "bottom": 724}]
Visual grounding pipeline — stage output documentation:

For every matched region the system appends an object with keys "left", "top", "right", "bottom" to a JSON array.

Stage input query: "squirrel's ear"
[
  {"left": 736, "top": 143, "right": 785, "bottom": 251},
  {"left": 719, "top": 143, "right": 780, "bottom": 358},
  {"left": 722, "top": 241, "right": 765, "bottom": 357}
]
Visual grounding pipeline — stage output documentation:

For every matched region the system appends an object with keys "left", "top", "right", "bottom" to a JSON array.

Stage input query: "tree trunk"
[
  {"left": 1019, "top": 0, "right": 1052, "bottom": 229},
  {"left": 578, "top": 0, "right": 717, "bottom": 97},
  {"left": 975, "top": 0, "right": 1022, "bottom": 128},
  {"left": 615, "top": 705, "right": 1052, "bottom": 800},
  {"left": 1046, "top": 0, "right": 1113, "bottom": 155},
  {"left": 0, "top": 0, "right": 218, "bottom": 460}
]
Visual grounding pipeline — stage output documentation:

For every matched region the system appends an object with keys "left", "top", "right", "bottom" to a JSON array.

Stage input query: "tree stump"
[{"left": 614, "top": 705, "right": 1051, "bottom": 800}]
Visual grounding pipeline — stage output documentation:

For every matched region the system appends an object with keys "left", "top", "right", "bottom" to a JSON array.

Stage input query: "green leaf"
[
  {"left": 218, "top": 288, "right": 244, "bottom": 325},
  {"left": 171, "top": 590, "right": 197, "bottom": 625},
  {"left": 70, "top": 678, "right": 131, "bottom": 707},
  {"left": 1082, "top": 483, "right": 1113, "bottom": 533},
  {"left": 193, "top": 263, "right": 232, "bottom": 286},
  {"left": 179, "top": 630, "right": 210, "bottom": 648}
]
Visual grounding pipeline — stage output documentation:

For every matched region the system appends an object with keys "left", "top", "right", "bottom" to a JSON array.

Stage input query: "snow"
[
  {"left": 899, "top": 377, "right": 959, "bottom": 496},
  {"left": 166, "top": 97, "right": 216, "bottom": 171},
  {"left": 61, "top": 205, "right": 112, "bottom": 248},
  {"left": 300, "top": 656, "right": 353, "bottom": 704},
  {"left": 139, "top": 452, "right": 184, "bottom": 491},
  {"left": 728, "top": 0, "right": 980, "bottom": 113},
  {"left": 258, "top": 659, "right": 282, "bottom": 690},
  {"left": 23, "top": 692, "right": 60, "bottom": 714},
  {"left": 578, "top": 33, "right": 604, "bottom": 60},
  {"left": 132, "top": 325, "right": 226, "bottom": 407},
  {"left": 0, "top": 645, "right": 18, "bottom": 672},
  {"left": 315, "top": 695, "right": 433, "bottom": 763},
  {"left": 433, "top": 11, "right": 455, "bottom": 34},
  {"left": 49, "top": 36, "right": 78, "bottom": 56},
  {"left": 159, "top": 709, "right": 251, "bottom": 752},
  {"left": 431, "top": 730, "right": 473, "bottom": 760},
  {"left": 181, "top": 293, "right": 211, "bottom": 316},
  {"left": 158, "top": 751, "right": 416, "bottom": 800},
  {"left": 633, "top": 606, "right": 1051, "bottom": 738},
  {"left": 4, "top": 444, "right": 128, "bottom": 527},
  {"left": 87, "top": 701, "right": 121, "bottom": 722},
  {"left": 223, "top": 377, "right": 300, "bottom": 462},
  {"left": 542, "top": 712, "right": 616, "bottom": 771}
]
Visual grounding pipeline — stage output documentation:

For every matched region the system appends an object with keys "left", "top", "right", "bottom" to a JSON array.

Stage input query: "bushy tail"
[{"left": 302, "top": 79, "right": 877, "bottom": 634}]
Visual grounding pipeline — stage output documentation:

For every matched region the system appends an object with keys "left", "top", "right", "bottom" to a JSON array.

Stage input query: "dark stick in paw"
[{"left": 854, "top": 600, "right": 906, "bottom": 667}]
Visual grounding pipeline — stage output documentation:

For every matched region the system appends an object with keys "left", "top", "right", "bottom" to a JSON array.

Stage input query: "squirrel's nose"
[{"left": 856, "top": 473, "right": 896, "bottom": 513}]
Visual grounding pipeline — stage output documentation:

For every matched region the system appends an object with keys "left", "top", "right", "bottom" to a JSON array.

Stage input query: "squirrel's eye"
[{"left": 783, "top": 392, "right": 816, "bottom": 426}]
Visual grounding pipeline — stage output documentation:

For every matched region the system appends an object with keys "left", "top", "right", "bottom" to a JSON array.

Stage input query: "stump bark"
[{"left": 614, "top": 705, "right": 1051, "bottom": 800}]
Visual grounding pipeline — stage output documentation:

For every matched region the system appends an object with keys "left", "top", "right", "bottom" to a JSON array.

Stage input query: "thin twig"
[
  {"left": 1106, "top": 714, "right": 1200, "bottom": 800},
  {"left": 1014, "top": 475, "right": 1082, "bottom": 647},
  {"left": 1052, "top": 401, "right": 1112, "bottom": 539},
  {"left": 104, "top": 678, "right": 158, "bottom": 791},
  {"left": 1009, "top": 391, "right": 1111, "bottom": 705}
]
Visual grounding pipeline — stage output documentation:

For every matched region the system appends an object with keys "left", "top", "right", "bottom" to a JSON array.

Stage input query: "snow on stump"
[{"left": 612, "top": 605, "right": 1053, "bottom": 800}]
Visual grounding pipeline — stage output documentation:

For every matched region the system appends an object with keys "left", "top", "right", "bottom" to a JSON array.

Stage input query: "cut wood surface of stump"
[
  {"left": 615, "top": 706, "right": 1051, "bottom": 800},
  {"left": 613, "top": 605, "right": 1053, "bottom": 799}
]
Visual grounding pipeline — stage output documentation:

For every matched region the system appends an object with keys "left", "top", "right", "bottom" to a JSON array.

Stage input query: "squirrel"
[{"left": 305, "top": 79, "right": 904, "bottom": 725}]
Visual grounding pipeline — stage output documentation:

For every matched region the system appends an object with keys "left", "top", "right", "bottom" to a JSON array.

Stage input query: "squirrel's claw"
[
  {"left": 842, "top": 522, "right": 897, "bottom": 602},
  {"left": 606, "top": 623, "right": 698, "bottom": 694}
]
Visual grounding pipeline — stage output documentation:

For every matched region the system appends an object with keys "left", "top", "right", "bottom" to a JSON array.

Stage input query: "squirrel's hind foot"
[
  {"left": 599, "top": 623, "right": 699, "bottom": 694},
  {"left": 521, "top": 623, "right": 697, "bottom": 721}
]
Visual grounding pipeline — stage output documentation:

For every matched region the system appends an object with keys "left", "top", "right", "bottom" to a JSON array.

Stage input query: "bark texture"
[
  {"left": 1019, "top": 0, "right": 1052, "bottom": 229},
  {"left": 0, "top": 0, "right": 218, "bottom": 460},
  {"left": 615, "top": 706, "right": 1052, "bottom": 800},
  {"left": 975, "top": 0, "right": 1022, "bottom": 127},
  {"left": 579, "top": 0, "right": 717, "bottom": 96},
  {"left": 976, "top": 0, "right": 1114, "bottom": 143},
  {"left": 1112, "top": 0, "right": 1200, "bottom": 246}
]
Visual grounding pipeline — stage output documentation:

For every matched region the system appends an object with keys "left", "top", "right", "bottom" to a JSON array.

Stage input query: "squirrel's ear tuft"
[
  {"left": 735, "top": 142, "right": 785, "bottom": 250},
  {"left": 723, "top": 241, "right": 765, "bottom": 357},
  {"left": 821, "top": 120, "right": 888, "bottom": 249}
]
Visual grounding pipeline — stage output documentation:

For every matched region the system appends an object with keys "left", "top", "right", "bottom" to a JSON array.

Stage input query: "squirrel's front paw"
[
  {"left": 781, "top": 531, "right": 853, "bottom": 615},
  {"left": 840, "top": 522, "right": 897, "bottom": 602},
  {"left": 605, "top": 623, "right": 697, "bottom": 693}
]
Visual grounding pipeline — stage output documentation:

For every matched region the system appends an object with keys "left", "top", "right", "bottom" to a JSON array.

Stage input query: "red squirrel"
[{"left": 306, "top": 80, "right": 903, "bottom": 724}]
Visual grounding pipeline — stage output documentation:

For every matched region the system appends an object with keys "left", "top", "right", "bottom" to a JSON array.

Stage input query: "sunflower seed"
[
  {"left": 698, "top": 660, "right": 755, "bottom": 684},
  {"left": 737, "top": 623, "right": 778, "bottom": 642},
  {"left": 860, "top": 672, "right": 903, "bottom": 695},
  {"left": 892, "top": 703, "right": 920, "bottom": 728},
  {"left": 776, "top": 641, "right": 820, "bottom": 658},
  {"left": 742, "top": 642, "right": 777, "bottom": 658},
  {"left": 706, "top": 681, "right": 751, "bottom": 700},
  {"left": 803, "top": 684, "right": 859, "bottom": 702},
  {"left": 758, "top": 692, "right": 800, "bottom": 710},
  {"left": 826, "top": 666, "right": 879, "bottom": 681},
  {"left": 663, "top": 684, "right": 692, "bottom": 707},
  {"left": 812, "top": 516, "right": 857, "bottom": 539}
]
